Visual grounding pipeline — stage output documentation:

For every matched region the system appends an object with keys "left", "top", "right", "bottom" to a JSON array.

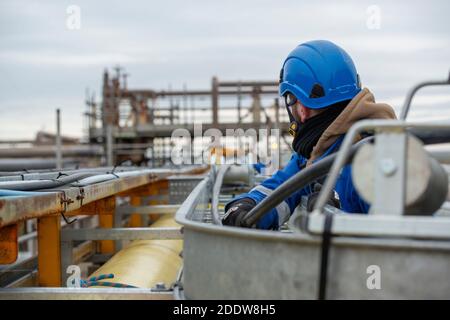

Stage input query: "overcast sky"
[{"left": 0, "top": 0, "right": 449, "bottom": 139}]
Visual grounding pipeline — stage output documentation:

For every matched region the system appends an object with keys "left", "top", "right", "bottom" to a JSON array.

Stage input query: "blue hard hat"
[{"left": 279, "top": 40, "right": 361, "bottom": 109}]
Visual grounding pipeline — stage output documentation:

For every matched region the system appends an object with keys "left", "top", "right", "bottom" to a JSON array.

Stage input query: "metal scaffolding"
[{"left": 85, "top": 67, "right": 291, "bottom": 166}]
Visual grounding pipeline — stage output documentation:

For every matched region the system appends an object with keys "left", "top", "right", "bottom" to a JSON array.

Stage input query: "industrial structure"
[{"left": 85, "top": 67, "right": 291, "bottom": 166}]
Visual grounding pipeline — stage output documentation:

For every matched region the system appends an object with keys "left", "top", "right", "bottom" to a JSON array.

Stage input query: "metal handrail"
[
  {"left": 211, "top": 165, "right": 230, "bottom": 225},
  {"left": 399, "top": 72, "right": 450, "bottom": 120}
]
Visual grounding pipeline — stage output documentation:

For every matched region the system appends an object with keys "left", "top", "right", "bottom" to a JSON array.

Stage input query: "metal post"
[
  {"left": 190, "top": 95, "right": 194, "bottom": 124},
  {"left": 37, "top": 215, "right": 61, "bottom": 287},
  {"left": 183, "top": 83, "right": 188, "bottom": 125},
  {"left": 140, "top": 196, "right": 151, "bottom": 227},
  {"left": 91, "top": 93, "right": 97, "bottom": 129},
  {"left": 372, "top": 130, "right": 407, "bottom": 215},
  {"left": 169, "top": 84, "right": 174, "bottom": 125},
  {"left": 252, "top": 86, "right": 261, "bottom": 124},
  {"left": 212, "top": 77, "right": 219, "bottom": 125},
  {"left": 114, "top": 205, "right": 124, "bottom": 251},
  {"left": 101, "top": 69, "right": 109, "bottom": 129},
  {"left": 106, "top": 125, "right": 113, "bottom": 166},
  {"left": 56, "top": 109, "right": 62, "bottom": 170},
  {"left": 237, "top": 81, "right": 242, "bottom": 123},
  {"left": 273, "top": 128, "right": 281, "bottom": 171},
  {"left": 274, "top": 98, "right": 280, "bottom": 127},
  {"left": 60, "top": 240, "right": 73, "bottom": 286}
]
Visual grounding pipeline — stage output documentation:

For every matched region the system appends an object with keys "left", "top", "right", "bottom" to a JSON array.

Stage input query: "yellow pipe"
[{"left": 89, "top": 214, "right": 182, "bottom": 288}]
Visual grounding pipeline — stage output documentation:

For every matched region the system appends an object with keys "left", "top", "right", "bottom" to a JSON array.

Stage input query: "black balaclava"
[{"left": 290, "top": 99, "right": 349, "bottom": 159}]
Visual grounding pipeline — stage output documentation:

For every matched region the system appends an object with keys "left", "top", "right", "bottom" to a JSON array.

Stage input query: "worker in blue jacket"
[{"left": 223, "top": 40, "right": 396, "bottom": 229}]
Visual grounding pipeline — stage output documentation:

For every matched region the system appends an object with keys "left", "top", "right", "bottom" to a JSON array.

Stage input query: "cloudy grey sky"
[{"left": 0, "top": 0, "right": 449, "bottom": 139}]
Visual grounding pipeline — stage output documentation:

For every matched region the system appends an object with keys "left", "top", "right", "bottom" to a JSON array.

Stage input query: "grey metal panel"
[
  {"left": 183, "top": 228, "right": 319, "bottom": 299},
  {"left": 327, "top": 241, "right": 450, "bottom": 299},
  {"left": 176, "top": 175, "right": 450, "bottom": 299},
  {"left": 182, "top": 225, "right": 450, "bottom": 299}
]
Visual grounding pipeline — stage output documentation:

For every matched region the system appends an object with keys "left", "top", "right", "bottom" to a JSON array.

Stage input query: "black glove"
[
  {"left": 222, "top": 198, "right": 256, "bottom": 227},
  {"left": 306, "top": 183, "right": 340, "bottom": 212}
]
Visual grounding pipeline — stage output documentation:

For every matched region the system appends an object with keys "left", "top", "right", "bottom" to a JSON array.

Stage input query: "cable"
[
  {"left": 60, "top": 210, "right": 77, "bottom": 225},
  {"left": 0, "top": 172, "right": 96, "bottom": 191},
  {"left": 69, "top": 173, "right": 120, "bottom": 187},
  {"left": 111, "top": 159, "right": 132, "bottom": 174},
  {"left": 80, "top": 274, "right": 137, "bottom": 288},
  {"left": 318, "top": 212, "right": 333, "bottom": 300},
  {"left": 0, "top": 166, "right": 136, "bottom": 181}
]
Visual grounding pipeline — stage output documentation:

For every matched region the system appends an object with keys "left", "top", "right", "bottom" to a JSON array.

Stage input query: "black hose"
[
  {"left": 241, "top": 137, "right": 373, "bottom": 228},
  {"left": 409, "top": 128, "right": 450, "bottom": 145},
  {"left": 0, "top": 172, "right": 96, "bottom": 191}
]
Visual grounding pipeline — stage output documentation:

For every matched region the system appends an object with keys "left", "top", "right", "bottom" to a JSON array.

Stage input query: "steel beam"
[
  {"left": 61, "top": 227, "right": 182, "bottom": 241},
  {"left": 118, "top": 89, "right": 279, "bottom": 98},
  {"left": 218, "top": 81, "right": 278, "bottom": 87},
  {"left": 116, "top": 204, "right": 180, "bottom": 215}
]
